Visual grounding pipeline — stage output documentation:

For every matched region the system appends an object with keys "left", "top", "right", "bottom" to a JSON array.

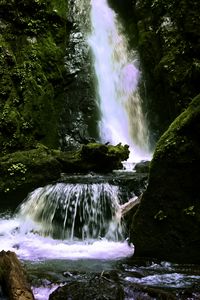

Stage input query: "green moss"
[
  {"left": 51, "top": 0, "right": 67, "bottom": 18},
  {"left": 79, "top": 143, "right": 130, "bottom": 171},
  {"left": 131, "top": 94, "right": 200, "bottom": 263},
  {"left": 0, "top": 0, "right": 68, "bottom": 154},
  {"left": 152, "top": 93, "right": 200, "bottom": 164},
  {"left": 128, "top": 0, "right": 200, "bottom": 139},
  {"left": 0, "top": 143, "right": 129, "bottom": 200}
]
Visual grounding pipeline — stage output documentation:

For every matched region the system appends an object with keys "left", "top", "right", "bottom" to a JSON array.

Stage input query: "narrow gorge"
[{"left": 0, "top": 0, "right": 200, "bottom": 299}]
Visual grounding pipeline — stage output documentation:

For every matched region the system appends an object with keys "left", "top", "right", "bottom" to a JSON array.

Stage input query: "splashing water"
[
  {"left": 88, "top": 0, "right": 151, "bottom": 162},
  {"left": 17, "top": 183, "right": 123, "bottom": 241},
  {"left": 0, "top": 183, "right": 134, "bottom": 261}
]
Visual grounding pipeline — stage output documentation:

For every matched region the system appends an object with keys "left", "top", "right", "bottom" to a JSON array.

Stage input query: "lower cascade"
[
  {"left": 0, "top": 183, "right": 134, "bottom": 261},
  {"left": 17, "top": 183, "right": 123, "bottom": 241}
]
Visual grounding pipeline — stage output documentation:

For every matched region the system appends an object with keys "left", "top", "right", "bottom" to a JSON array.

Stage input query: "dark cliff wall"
[
  {"left": 0, "top": 0, "right": 69, "bottom": 154},
  {"left": 108, "top": 0, "right": 200, "bottom": 143},
  {"left": 0, "top": 0, "right": 99, "bottom": 155},
  {"left": 59, "top": 0, "right": 99, "bottom": 151}
]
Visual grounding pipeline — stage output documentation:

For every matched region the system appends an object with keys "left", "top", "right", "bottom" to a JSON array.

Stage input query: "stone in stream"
[
  {"left": 49, "top": 271, "right": 180, "bottom": 300},
  {"left": 0, "top": 251, "right": 34, "bottom": 300},
  {"left": 49, "top": 272, "right": 124, "bottom": 300}
]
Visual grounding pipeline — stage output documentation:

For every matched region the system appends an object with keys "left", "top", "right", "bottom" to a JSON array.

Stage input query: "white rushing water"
[
  {"left": 0, "top": 183, "right": 134, "bottom": 261},
  {"left": 17, "top": 183, "right": 123, "bottom": 241},
  {"left": 88, "top": 0, "right": 151, "bottom": 163}
]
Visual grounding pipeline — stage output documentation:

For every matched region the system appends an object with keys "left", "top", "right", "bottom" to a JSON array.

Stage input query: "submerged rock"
[
  {"left": 130, "top": 94, "right": 200, "bottom": 263},
  {"left": 49, "top": 272, "right": 124, "bottom": 300},
  {"left": 48, "top": 269, "right": 189, "bottom": 300},
  {"left": 134, "top": 160, "right": 150, "bottom": 173}
]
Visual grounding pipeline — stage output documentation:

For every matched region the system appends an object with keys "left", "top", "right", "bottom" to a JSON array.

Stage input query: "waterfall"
[
  {"left": 88, "top": 0, "right": 151, "bottom": 162},
  {"left": 17, "top": 183, "right": 123, "bottom": 241},
  {"left": 0, "top": 182, "right": 134, "bottom": 260}
]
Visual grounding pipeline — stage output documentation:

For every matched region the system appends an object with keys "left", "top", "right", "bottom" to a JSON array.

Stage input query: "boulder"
[
  {"left": 134, "top": 160, "right": 150, "bottom": 173},
  {"left": 49, "top": 270, "right": 187, "bottom": 300},
  {"left": 0, "top": 251, "right": 34, "bottom": 300},
  {"left": 49, "top": 272, "right": 124, "bottom": 300},
  {"left": 130, "top": 94, "right": 200, "bottom": 263}
]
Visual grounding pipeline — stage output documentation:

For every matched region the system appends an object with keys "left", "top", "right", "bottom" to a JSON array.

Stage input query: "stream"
[{"left": 0, "top": 171, "right": 200, "bottom": 299}]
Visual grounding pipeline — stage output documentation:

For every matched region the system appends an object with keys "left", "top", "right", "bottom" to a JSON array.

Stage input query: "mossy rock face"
[
  {"left": 109, "top": 0, "right": 200, "bottom": 142},
  {"left": 79, "top": 143, "right": 130, "bottom": 171},
  {"left": 0, "top": 145, "right": 62, "bottom": 207},
  {"left": 0, "top": 0, "right": 68, "bottom": 154},
  {"left": 130, "top": 94, "right": 200, "bottom": 263},
  {"left": 135, "top": 0, "right": 200, "bottom": 140},
  {"left": 104, "top": 0, "right": 200, "bottom": 146},
  {"left": 0, "top": 143, "right": 129, "bottom": 207}
]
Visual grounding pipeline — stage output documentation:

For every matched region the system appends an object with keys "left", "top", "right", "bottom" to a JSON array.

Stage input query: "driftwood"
[
  {"left": 120, "top": 194, "right": 142, "bottom": 217},
  {"left": 0, "top": 251, "right": 34, "bottom": 300}
]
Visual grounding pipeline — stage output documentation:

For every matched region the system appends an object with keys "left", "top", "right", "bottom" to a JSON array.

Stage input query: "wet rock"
[
  {"left": 49, "top": 273, "right": 124, "bottom": 300},
  {"left": 59, "top": 0, "right": 99, "bottom": 151},
  {"left": 124, "top": 284, "right": 176, "bottom": 300},
  {"left": 130, "top": 94, "right": 200, "bottom": 263},
  {"left": 135, "top": 0, "right": 200, "bottom": 140},
  {"left": 134, "top": 160, "right": 150, "bottom": 173},
  {"left": 179, "top": 283, "right": 200, "bottom": 299},
  {"left": 0, "top": 251, "right": 34, "bottom": 300},
  {"left": 79, "top": 143, "right": 130, "bottom": 171},
  {"left": 49, "top": 270, "right": 182, "bottom": 300}
]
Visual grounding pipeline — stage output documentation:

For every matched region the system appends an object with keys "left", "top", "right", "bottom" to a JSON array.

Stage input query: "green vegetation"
[
  {"left": 0, "top": 0, "right": 68, "bottom": 154},
  {"left": 136, "top": 0, "right": 200, "bottom": 139},
  {"left": 0, "top": 143, "right": 129, "bottom": 202},
  {"left": 109, "top": 0, "right": 200, "bottom": 140},
  {"left": 131, "top": 94, "right": 200, "bottom": 263},
  {"left": 151, "top": 93, "right": 200, "bottom": 164}
]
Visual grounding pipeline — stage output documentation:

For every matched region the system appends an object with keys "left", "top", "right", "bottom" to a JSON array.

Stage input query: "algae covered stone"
[
  {"left": 130, "top": 94, "right": 200, "bottom": 263},
  {"left": 0, "top": 143, "right": 129, "bottom": 206},
  {"left": 79, "top": 143, "right": 130, "bottom": 172}
]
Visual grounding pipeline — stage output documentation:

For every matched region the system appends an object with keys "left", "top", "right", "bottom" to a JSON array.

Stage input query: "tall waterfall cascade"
[{"left": 88, "top": 0, "right": 151, "bottom": 162}]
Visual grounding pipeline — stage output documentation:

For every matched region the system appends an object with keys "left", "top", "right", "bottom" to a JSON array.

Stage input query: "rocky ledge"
[{"left": 0, "top": 143, "right": 129, "bottom": 207}]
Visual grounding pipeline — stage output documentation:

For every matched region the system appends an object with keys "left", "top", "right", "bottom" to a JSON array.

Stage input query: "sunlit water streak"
[
  {"left": 88, "top": 0, "right": 151, "bottom": 163},
  {"left": 125, "top": 273, "right": 200, "bottom": 288},
  {"left": 124, "top": 261, "right": 200, "bottom": 289}
]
